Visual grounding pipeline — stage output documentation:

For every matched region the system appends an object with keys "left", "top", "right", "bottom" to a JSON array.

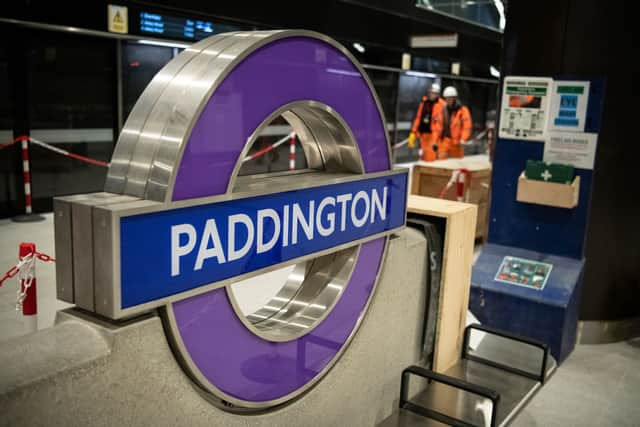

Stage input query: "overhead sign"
[
  {"left": 499, "top": 76, "right": 553, "bottom": 141},
  {"left": 107, "top": 5, "right": 128, "bottom": 34},
  {"left": 139, "top": 11, "right": 239, "bottom": 40},
  {"left": 410, "top": 33, "right": 458, "bottom": 48},
  {"left": 544, "top": 132, "right": 598, "bottom": 170},
  {"left": 548, "top": 81, "right": 590, "bottom": 132}
]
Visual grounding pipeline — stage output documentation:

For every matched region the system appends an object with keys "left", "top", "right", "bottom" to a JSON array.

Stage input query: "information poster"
[
  {"left": 544, "top": 132, "right": 598, "bottom": 170},
  {"left": 495, "top": 256, "right": 553, "bottom": 291},
  {"left": 499, "top": 76, "right": 553, "bottom": 141},
  {"left": 548, "top": 81, "right": 590, "bottom": 132}
]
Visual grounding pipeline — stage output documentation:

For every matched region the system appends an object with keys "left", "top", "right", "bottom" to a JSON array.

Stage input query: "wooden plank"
[
  {"left": 413, "top": 156, "right": 492, "bottom": 173},
  {"left": 407, "top": 195, "right": 473, "bottom": 217},
  {"left": 407, "top": 195, "right": 477, "bottom": 373}
]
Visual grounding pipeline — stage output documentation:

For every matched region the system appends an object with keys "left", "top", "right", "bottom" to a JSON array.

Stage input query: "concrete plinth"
[{"left": 0, "top": 228, "right": 427, "bottom": 427}]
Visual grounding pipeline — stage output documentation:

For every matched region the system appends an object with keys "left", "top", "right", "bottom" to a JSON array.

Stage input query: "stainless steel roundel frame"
[
  {"left": 226, "top": 100, "right": 363, "bottom": 343},
  {"left": 105, "top": 30, "right": 394, "bottom": 412}
]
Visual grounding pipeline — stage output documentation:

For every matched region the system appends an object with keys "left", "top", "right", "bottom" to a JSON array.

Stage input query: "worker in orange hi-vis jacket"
[
  {"left": 408, "top": 83, "right": 445, "bottom": 161},
  {"left": 432, "top": 86, "right": 472, "bottom": 159}
]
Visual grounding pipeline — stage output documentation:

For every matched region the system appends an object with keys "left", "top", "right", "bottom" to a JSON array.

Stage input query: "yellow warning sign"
[{"left": 108, "top": 5, "right": 128, "bottom": 34}]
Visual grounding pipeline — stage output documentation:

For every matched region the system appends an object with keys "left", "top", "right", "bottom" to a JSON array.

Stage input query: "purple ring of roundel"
[{"left": 169, "top": 36, "right": 390, "bottom": 403}]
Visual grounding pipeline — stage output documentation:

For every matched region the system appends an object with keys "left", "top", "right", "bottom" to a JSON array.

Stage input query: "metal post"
[
  {"left": 19, "top": 242, "right": 38, "bottom": 334},
  {"left": 12, "top": 136, "right": 45, "bottom": 222},
  {"left": 289, "top": 133, "right": 296, "bottom": 171}
]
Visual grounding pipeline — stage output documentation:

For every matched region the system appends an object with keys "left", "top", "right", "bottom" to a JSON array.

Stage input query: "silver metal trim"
[
  {"left": 226, "top": 245, "right": 361, "bottom": 343},
  {"left": 105, "top": 33, "right": 236, "bottom": 194},
  {"left": 101, "top": 168, "right": 406, "bottom": 217},
  {"left": 69, "top": 194, "right": 139, "bottom": 311},
  {"left": 225, "top": 98, "right": 365, "bottom": 343},
  {"left": 125, "top": 33, "right": 266, "bottom": 199},
  {"left": 145, "top": 30, "right": 392, "bottom": 203}
]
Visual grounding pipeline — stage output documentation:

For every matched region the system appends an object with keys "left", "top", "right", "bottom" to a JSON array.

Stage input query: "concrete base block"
[{"left": 0, "top": 228, "right": 427, "bottom": 427}]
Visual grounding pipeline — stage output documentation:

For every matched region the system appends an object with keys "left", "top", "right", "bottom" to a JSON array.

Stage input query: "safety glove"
[{"left": 408, "top": 132, "right": 416, "bottom": 149}]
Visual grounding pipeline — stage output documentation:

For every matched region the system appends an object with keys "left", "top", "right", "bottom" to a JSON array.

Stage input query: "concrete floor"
[
  {"left": 515, "top": 338, "right": 640, "bottom": 427},
  {"left": 0, "top": 213, "right": 638, "bottom": 426}
]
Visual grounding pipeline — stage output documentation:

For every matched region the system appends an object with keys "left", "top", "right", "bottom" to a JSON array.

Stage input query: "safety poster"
[
  {"left": 548, "top": 81, "right": 590, "bottom": 132},
  {"left": 499, "top": 76, "right": 553, "bottom": 141},
  {"left": 494, "top": 256, "right": 553, "bottom": 291}
]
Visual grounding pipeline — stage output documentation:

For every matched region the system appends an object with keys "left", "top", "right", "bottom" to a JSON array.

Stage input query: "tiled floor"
[{"left": 0, "top": 213, "right": 638, "bottom": 426}]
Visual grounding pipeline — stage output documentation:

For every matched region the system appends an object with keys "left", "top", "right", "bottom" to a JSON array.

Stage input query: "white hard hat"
[
  {"left": 443, "top": 86, "right": 458, "bottom": 98},
  {"left": 430, "top": 83, "right": 441, "bottom": 93}
]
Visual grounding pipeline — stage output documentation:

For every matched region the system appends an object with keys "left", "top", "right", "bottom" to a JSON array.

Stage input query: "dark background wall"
[
  {"left": 502, "top": 0, "right": 639, "bottom": 320},
  {"left": 4, "top": 0, "right": 502, "bottom": 70},
  {"left": 1, "top": 0, "right": 501, "bottom": 217}
]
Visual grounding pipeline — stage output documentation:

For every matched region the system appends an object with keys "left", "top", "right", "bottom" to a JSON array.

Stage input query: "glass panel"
[
  {"left": 394, "top": 73, "right": 438, "bottom": 163},
  {"left": 416, "top": 0, "right": 506, "bottom": 31},
  {"left": 441, "top": 79, "right": 497, "bottom": 155},
  {"left": 365, "top": 68, "right": 399, "bottom": 146},
  {"left": 122, "top": 41, "right": 174, "bottom": 120},
  {"left": 28, "top": 31, "right": 115, "bottom": 208}
]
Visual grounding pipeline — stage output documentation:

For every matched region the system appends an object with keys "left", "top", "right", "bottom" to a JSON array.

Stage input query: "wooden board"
[{"left": 407, "top": 195, "right": 477, "bottom": 373}]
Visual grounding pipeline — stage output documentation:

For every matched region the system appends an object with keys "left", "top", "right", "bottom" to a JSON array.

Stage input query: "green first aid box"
[{"left": 525, "top": 160, "right": 574, "bottom": 184}]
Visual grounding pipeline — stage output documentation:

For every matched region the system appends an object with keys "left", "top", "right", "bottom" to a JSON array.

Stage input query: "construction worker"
[
  {"left": 432, "top": 86, "right": 472, "bottom": 159},
  {"left": 408, "top": 83, "right": 445, "bottom": 161}
]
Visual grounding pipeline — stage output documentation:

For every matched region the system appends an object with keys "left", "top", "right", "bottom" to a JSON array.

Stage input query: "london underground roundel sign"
[{"left": 97, "top": 31, "right": 407, "bottom": 410}]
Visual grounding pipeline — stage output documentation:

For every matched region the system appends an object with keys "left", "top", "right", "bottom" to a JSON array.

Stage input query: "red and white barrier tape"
[
  {"left": 28, "top": 137, "right": 110, "bottom": 168},
  {"left": 393, "top": 137, "right": 410, "bottom": 150},
  {"left": 0, "top": 135, "right": 28, "bottom": 151},
  {"left": 438, "top": 168, "right": 472, "bottom": 202},
  {"left": 242, "top": 132, "right": 294, "bottom": 163},
  {"left": 2, "top": 135, "right": 110, "bottom": 168}
]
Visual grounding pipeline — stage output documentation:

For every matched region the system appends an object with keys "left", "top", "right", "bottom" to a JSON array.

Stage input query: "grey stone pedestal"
[{"left": 0, "top": 228, "right": 427, "bottom": 427}]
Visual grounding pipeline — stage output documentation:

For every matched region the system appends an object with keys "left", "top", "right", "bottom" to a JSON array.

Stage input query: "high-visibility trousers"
[
  {"left": 443, "top": 137, "right": 464, "bottom": 158},
  {"left": 419, "top": 133, "right": 438, "bottom": 161}
]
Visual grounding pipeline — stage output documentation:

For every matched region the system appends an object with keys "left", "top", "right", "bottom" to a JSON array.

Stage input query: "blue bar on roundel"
[{"left": 119, "top": 173, "right": 407, "bottom": 308}]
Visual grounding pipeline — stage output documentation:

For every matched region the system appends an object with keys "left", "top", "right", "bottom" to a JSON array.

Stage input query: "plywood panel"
[{"left": 408, "top": 195, "right": 477, "bottom": 373}]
